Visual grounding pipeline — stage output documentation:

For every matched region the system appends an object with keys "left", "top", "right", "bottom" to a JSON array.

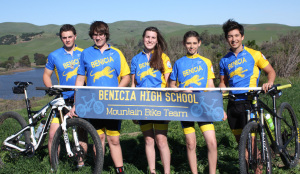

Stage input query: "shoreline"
[{"left": 0, "top": 66, "right": 44, "bottom": 75}]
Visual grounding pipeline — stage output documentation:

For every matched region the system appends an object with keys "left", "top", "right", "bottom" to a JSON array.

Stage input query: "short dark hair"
[
  {"left": 222, "top": 19, "right": 244, "bottom": 38},
  {"left": 183, "top": 31, "right": 201, "bottom": 44},
  {"left": 89, "top": 21, "right": 110, "bottom": 40},
  {"left": 59, "top": 24, "right": 76, "bottom": 38}
]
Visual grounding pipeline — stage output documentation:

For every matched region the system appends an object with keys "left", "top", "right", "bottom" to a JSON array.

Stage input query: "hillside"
[{"left": 0, "top": 21, "right": 299, "bottom": 62}]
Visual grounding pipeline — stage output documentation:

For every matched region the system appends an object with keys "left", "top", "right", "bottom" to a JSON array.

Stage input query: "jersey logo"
[
  {"left": 63, "top": 67, "right": 78, "bottom": 81},
  {"left": 137, "top": 68, "right": 159, "bottom": 80},
  {"left": 229, "top": 67, "right": 248, "bottom": 78},
  {"left": 90, "top": 66, "right": 115, "bottom": 83},
  {"left": 181, "top": 75, "right": 204, "bottom": 88}
]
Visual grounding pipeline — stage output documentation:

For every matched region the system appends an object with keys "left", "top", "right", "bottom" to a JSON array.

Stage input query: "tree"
[
  {"left": 19, "top": 55, "right": 31, "bottom": 67},
  {"left": 34, "top": 53, "right": 47, "bottom": 65}
]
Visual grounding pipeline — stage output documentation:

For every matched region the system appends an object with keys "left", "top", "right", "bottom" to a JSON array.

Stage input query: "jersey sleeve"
[
  {"left": 162, "top": 53, "right": 172, "bottom": 74},
  {"left": 169, "top": 61, "right": 178, "bottom": 81},
  {"left": 219, "top": 59, "right": 226, "bottom": 76},
  {"left": 130, "top": 56, "right": 137, "bottom": 75},
  {"left": 256, "top": 52, "right": 269, "bottom": 69},
  {"left": 45, "top": 53, "right": 55, "bottom": 70},
  {"left": 119, "top": 51, "right": 130, "bottom": 77},
  {"left": 77, "top": 51, "right": 86, "bottom": 76},
  {"left": 207, "top": 60, "right": 215, "bottom": 79}
]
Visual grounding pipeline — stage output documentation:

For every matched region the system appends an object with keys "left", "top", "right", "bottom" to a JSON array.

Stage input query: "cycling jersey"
[
  {"left": 130, "top": 51, "right": 172, "bottom": 88},
  {"left": 170, "top": 53, "right": 215, "bottom": 88},
  {"left": 170, "top": 53, "right": 216, "bottom": 134},
  {"left": 219, "top": 45, "right": 269, "bottom": 95},
  {"left": 78, "top": 44, "right": 130, "bottom": 87},
  {"left": 45, "top": 45, "right": 83, "bottom": 99}
]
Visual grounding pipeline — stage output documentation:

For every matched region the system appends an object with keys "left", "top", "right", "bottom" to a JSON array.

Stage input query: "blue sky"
[{"left": 1, "top": 0, "right": 299, "bottom": 26}]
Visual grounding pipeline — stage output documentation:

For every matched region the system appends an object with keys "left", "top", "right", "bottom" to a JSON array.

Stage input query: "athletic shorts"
[
  {"left": 88, "top": 119, "right": 122, "bottom": 136},
  {"left": 51, "top": 99, "right": 74, "bottom": 124},
  {"left": 139, "top": 120, "right": 168, "bottom": 132},
  {"left": 227, "top": 100, "right": 251, "bottom": 135},
  {"left": 181, "top": 121, "right": 215, "bottom": 134}
]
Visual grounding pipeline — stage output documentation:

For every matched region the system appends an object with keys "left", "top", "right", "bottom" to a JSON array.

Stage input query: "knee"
[
  {"left": 206, "top": 139, "right": 217, "bottom": 151},
  {"left": 186, "top": 141, "right": 196, "bottom": 151},
  {"left": 156, "top": 137, "right": 168, "bottom": 149},
  {"left": 144, "top": 136, "right": 155, "bottom": 146}
]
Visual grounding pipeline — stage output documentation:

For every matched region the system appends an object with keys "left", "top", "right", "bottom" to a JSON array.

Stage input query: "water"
[{"left": 0, "top": 68, "right": 58, "bottom": 100}]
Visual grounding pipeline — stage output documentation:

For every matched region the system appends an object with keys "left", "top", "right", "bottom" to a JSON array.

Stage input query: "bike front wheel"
[
  {"left": 239, "top": 122, "right": 272, "bottom": 174},
  {"left": 277, "top": 102, "right": 299, "bottom": 168},
  {"left": 51, "top": 118, "right": 103, "bottom": 174},
  {"left": 0, "top": 112, "right": 31, "bottom": 155}
]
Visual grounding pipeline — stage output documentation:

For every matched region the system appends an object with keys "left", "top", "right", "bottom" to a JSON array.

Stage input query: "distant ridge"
[{"left": 0, "top": 21, "right": 299, "bottom": 60}]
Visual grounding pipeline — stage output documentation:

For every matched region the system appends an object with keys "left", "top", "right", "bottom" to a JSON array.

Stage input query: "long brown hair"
[{"left": 142, "top": 27, "right": 167, "bottom": 72}]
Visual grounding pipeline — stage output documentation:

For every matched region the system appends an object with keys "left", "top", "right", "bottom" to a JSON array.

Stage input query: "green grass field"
[{"left": 0, "top": 77, "right": 299, "bottom": 173}]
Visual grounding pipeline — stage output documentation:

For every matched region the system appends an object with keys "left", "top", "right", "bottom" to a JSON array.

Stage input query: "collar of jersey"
[
  {"left": 142, "top": 50, "right": 154, "bottom": 54},
  {"left": 93, "top": 44, "right": 111, "bottom": 50},
  {"left": 62, "top": 44, "right": 79, "bottom": 54},
  {"left": 186, "top": 53, "right": 200, "bottom": 59},
  {"left": 229, "top": 44, "right": 245, "bottom": 54}
]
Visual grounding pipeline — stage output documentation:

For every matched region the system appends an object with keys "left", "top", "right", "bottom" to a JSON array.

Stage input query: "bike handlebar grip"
[
  {"left": 222, "top": 92, "right": 229, "bottom": 97},
  {"left": 277, "top": 84, "right": 292, "bottom": 90},
  {"left": 36, "top": 87, "right": 50, "bottom": 90}
]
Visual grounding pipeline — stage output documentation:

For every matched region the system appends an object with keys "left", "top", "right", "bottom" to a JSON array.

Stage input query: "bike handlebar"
[
  {"left": 276, "top": 84, "right": 291, "bottom": 90},
  {"left": 36, "top": 87, "right": 74, "bottom": 96}
]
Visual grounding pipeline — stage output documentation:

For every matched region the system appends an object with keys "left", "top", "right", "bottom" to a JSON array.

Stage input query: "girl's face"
[
  {"left": 184, "top": 36, "right": 201, "bottom": 55},
  {"left": 143, "top": 31, "right": 158, "bottom": 52}
]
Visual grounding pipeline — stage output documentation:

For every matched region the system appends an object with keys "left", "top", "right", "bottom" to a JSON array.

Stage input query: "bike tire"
[
  {"left": 277, "top": 102, "right": 299, "bottom": 168},
  {"left": 239, "top": 122, "right": 272, "bottom": 174},
  {"left": 51, "top": 118, "right": 103, "bottom": 174},
  {"left": 0, "top": 112, "right": 31, "bottom": 153}
]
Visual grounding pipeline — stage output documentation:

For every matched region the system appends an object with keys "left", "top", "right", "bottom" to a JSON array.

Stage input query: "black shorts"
[
  {"left": 88, "top": 119, "right": 122, "bottom": 131},
  {"left": 227, "top": 100, "right": 251, "bottom": 132}
]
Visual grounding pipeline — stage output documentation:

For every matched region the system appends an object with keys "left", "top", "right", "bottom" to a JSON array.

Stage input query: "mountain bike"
[
  {"left": 226, "top": 84, "right": 299, "bottom": 174},
  {"left": 0, "top": 81, "right": 103, "bottom": 173}
]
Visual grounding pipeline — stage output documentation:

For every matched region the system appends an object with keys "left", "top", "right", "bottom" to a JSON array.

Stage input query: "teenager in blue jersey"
[
  {"left": 69, "top": 21, "right": 130, "bottom": 174},
  {"left": 43, "top": 24, "right": 83, "bottom": 163},
  {"left": 219, "top": 19, "right": 276, "bottom": 143},
  {"left": 170, "top": 31, "right": 226, "bottom": 174},
  {"left": 131, "top": 27, "right": 172, "bottom": 174}
]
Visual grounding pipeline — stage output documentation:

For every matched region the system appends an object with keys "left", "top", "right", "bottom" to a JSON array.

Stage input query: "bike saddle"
[{"left": 14, "top": 81, "right": 33, "bottom": 87}]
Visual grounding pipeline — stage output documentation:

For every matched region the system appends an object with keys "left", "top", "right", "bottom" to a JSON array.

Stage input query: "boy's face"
[
  {"left": 61, "top": 31, "right": 76, "bottom": 49},
  {"left": 226, "top": 29, "right": 244, "bottom": 50},
  {"left": 184, "top": 36, "right": 201, "bottom": 56},
  {"left": 92, "top": 32, "right": 107, "bottom": 48}
]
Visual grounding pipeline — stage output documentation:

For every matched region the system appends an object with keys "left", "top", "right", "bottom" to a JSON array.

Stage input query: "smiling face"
[
  {"left": 226, "top": 29, "right": 244, "bottom": 53},
  {"left": 143, "top": 31, "right": 158, "bottom": 52},
  {"left": 184, "top": 36, "right": 201, "bottom": 56},
  {"left": 61, "top": 31, "right": 76, "bottom": 50},
  {"left": 92, "top": 32, "right": 107, "bottom": 48}
]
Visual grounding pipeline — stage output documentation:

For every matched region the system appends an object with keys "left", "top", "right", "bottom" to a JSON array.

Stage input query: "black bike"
[{"left": 227, "top": 84, "right": 299, "bottom": 174}]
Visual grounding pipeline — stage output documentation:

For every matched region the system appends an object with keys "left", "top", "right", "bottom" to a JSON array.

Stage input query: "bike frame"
[{"left": 3, "top": 86, "right": 74, "bottom": 156}]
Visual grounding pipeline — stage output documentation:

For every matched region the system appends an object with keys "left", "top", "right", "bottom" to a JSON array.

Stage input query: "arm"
[
  {"left": 131, "top": 74, "right": 137, "bottom": 87},
  {"left": 69, "top": 75, "right": 86, "bottom": 117},
  {"left": 118, "top": 74, "right": 130, "bottom": 87},
  {"left": 218, "top": 75, "right": 228, "bottom": 88},
  {"left": 262, "top": 64, "right": 276, "bottom": 92},
  {"left": 164, "top": 73, "right": 170, "bottom": 87},
  {"left": 43, "top": 68, "right": 53, "bottom": 87}
]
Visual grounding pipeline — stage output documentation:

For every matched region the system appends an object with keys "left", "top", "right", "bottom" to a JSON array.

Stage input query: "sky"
[{"left": 1, "top": 0, "right": 299, "bottom": 26}]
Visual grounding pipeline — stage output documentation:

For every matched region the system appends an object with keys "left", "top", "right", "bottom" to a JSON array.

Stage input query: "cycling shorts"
[
  {"left": 51, "top": 99, "right": 74, "bottom": 124},
  {"left": 88, "top": 119, "right": 122, "bottom": 136},
  {"left": 139, "top": 120, "right": 168, "bottom": 132},
  {"left": 227, "top": 100, "right": 251, "bottom": 135},
  {"left": 181, "top": 121, "right": 215, "bottom": 134}
]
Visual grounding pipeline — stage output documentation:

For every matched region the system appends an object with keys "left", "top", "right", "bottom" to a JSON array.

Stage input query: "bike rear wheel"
[
  {"left": 0, "top": 112, "right": 31, "bottom": 155},
  {"left": 277, "top": 102, "right": 299, "bottom": 168},
  {"left": 51, "top": 118, "right": 103, "bottom": 174},
  {"left": 239, "top": 122, "right": 272, "bottom": 174}
]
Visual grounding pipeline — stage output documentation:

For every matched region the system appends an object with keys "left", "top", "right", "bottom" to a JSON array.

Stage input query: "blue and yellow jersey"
[
  {"left": 130, "top": 51, "right": 172, "bottom": 88},
  {"left": 219, "top": 45, "right": 269, "bottom": 94},
  {"left": 170, "top": 54, "right": 215, "bottom": 88},
  {"left": 45, "top": 45, "right": 83, "bottom": 99},
  {"left": 77, "top": 44, "right": 130, "bottom": 87}
]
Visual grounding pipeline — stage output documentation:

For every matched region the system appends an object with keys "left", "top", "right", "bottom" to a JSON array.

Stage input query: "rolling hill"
[{"left": 0, "top": 21, "right": 299, "bottom": 62}]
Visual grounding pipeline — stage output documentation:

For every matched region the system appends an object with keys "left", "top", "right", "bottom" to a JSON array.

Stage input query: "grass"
[{"left": 0, "top": 77, "right": 300, "bottom": 173}]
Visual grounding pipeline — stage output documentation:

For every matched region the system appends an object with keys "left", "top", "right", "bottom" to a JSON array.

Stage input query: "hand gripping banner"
[{"left": 75, "top": 88, "right": 224, "bottom": 122}]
